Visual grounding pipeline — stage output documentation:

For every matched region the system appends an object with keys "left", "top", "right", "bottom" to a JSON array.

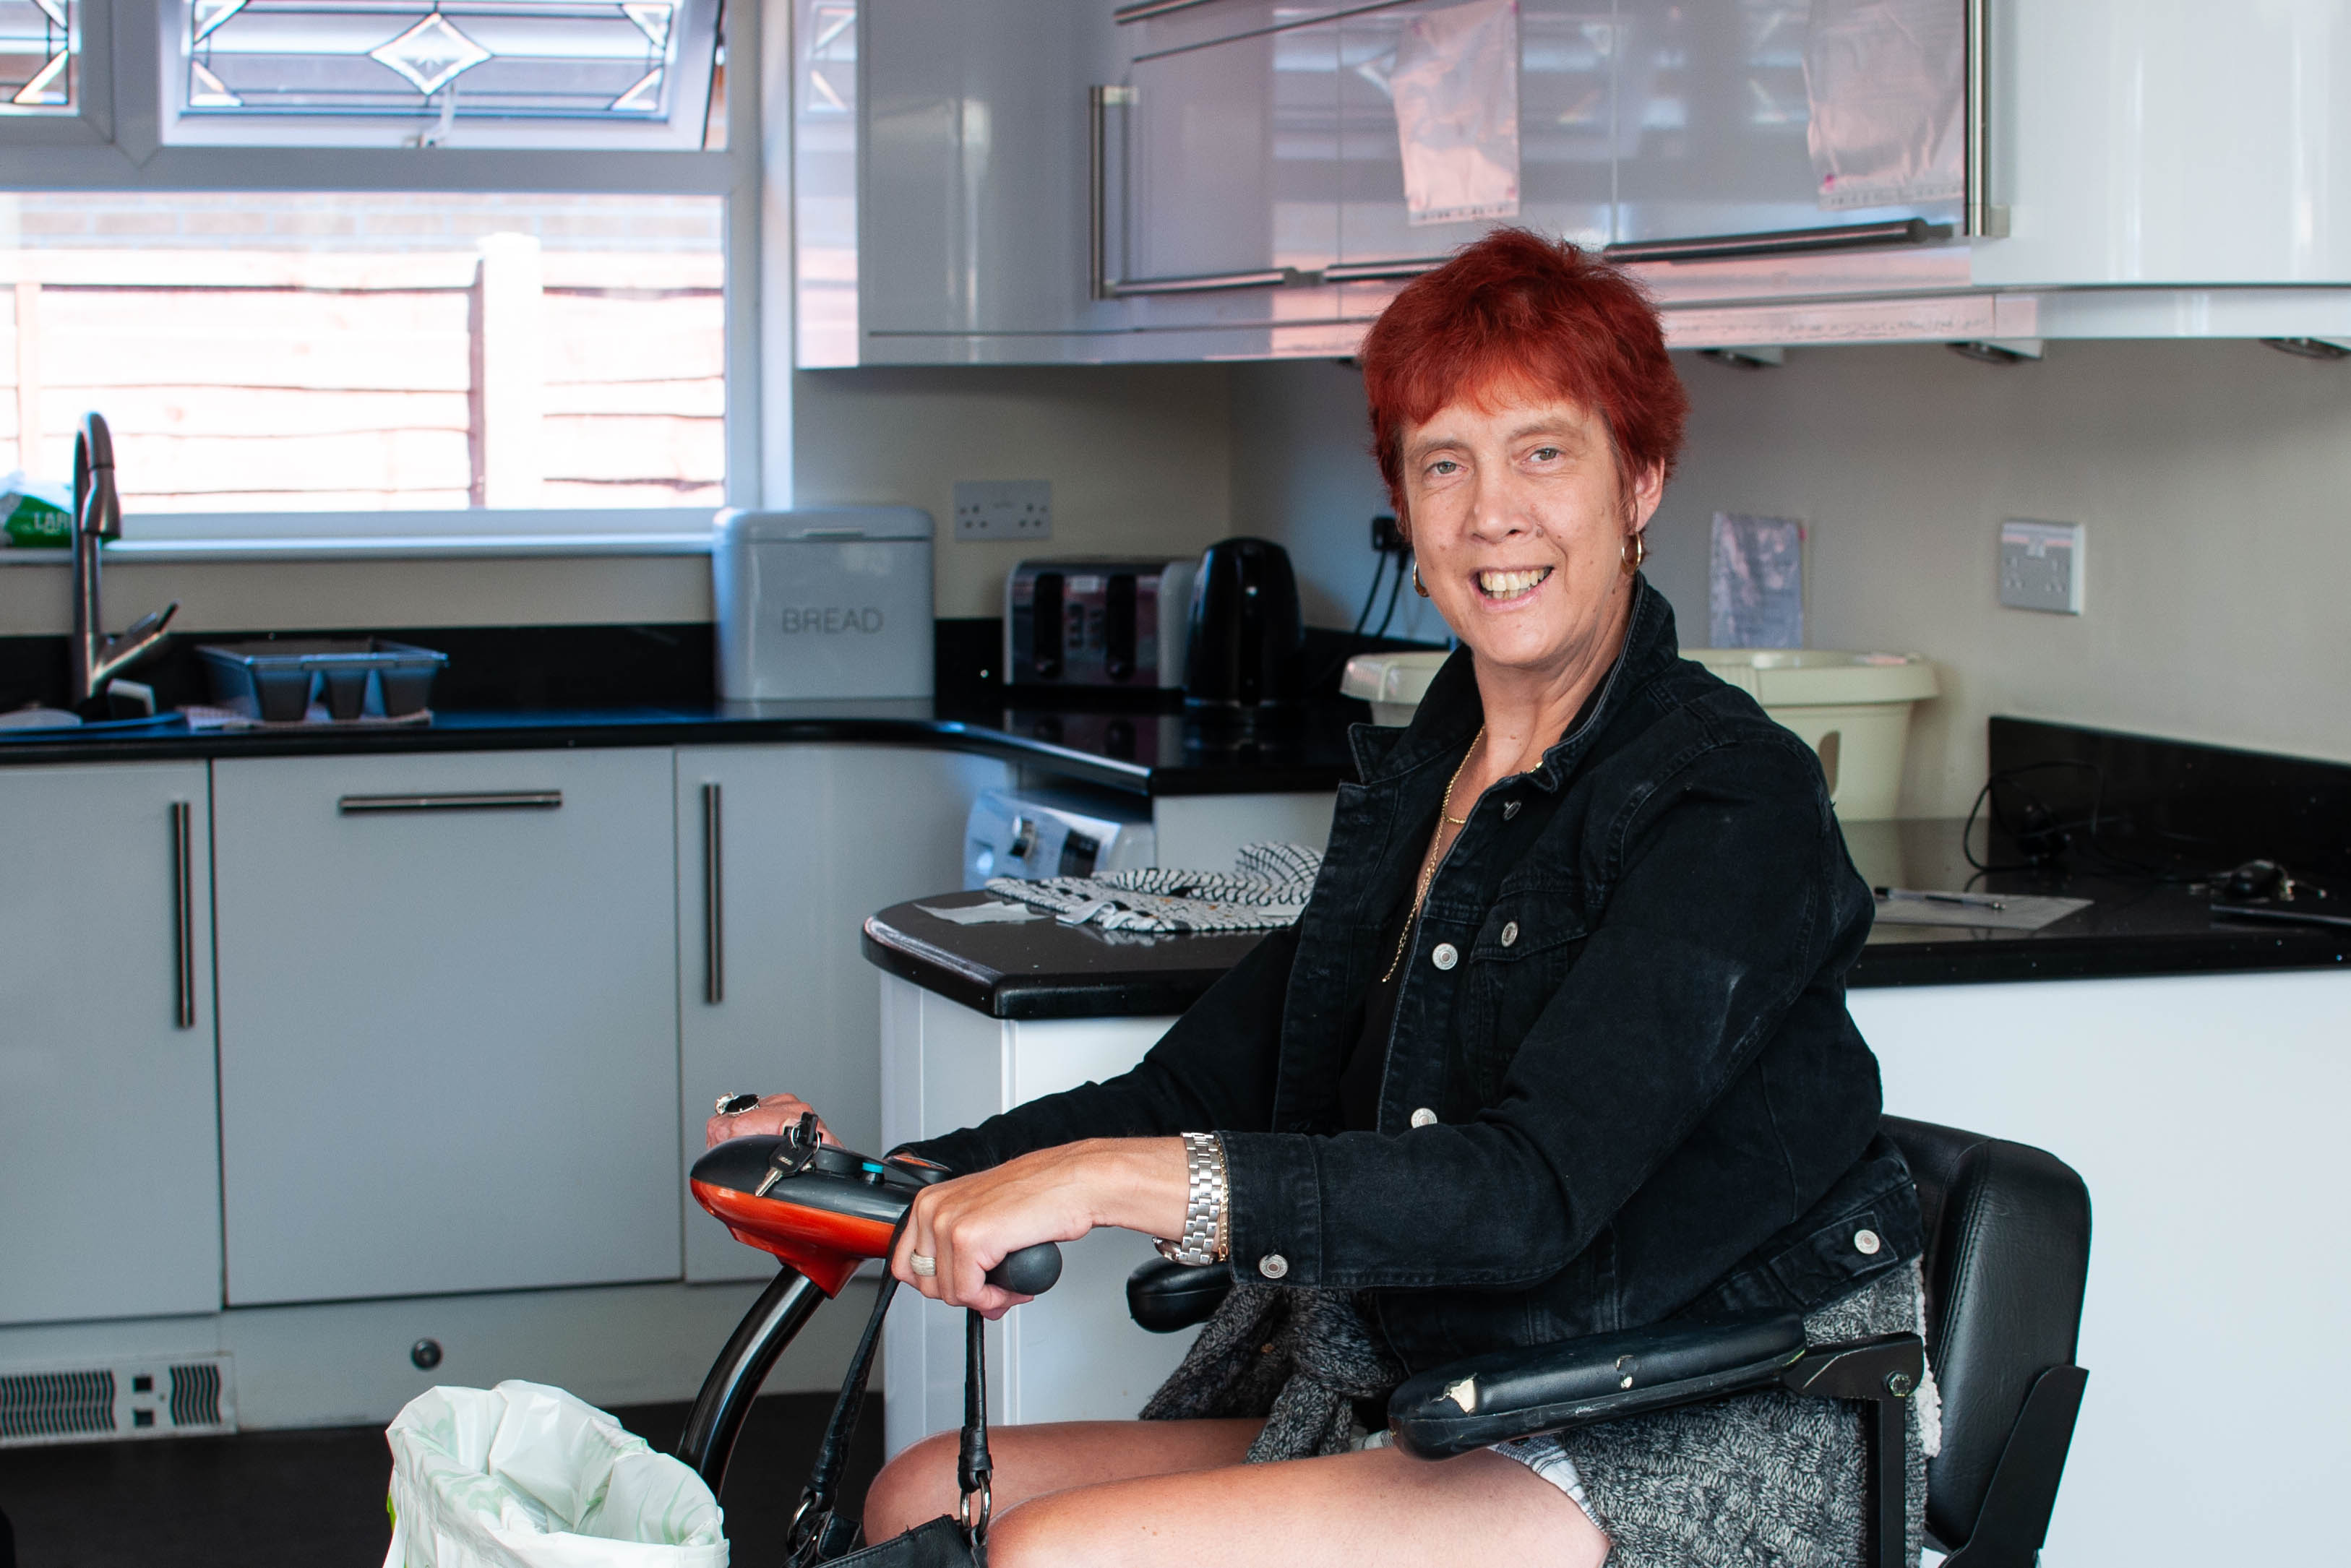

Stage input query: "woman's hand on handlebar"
[
  {"left": 891, "top": 1137, "right": 1190, "bottom": 1319},
  {"left": 703, "top": 1093, "right": 835, "bottom": 1150}
]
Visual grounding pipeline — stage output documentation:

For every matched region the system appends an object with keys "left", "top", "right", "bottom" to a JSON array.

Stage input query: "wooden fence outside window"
[{"left": 1, "top": 237, "right": 724, "bottom": 512}]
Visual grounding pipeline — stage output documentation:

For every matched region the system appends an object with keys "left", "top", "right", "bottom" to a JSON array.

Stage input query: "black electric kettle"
[{"left": 1183, "top": 537, "right": 1304, "bottom": 712}]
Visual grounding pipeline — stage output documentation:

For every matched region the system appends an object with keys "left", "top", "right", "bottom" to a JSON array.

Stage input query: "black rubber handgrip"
[{"left": 984, "top": 1242, "right": 1064, "bottom": 1296}]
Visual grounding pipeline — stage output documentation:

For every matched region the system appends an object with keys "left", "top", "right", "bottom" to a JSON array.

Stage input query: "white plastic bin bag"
[{"left": 384, "top": 1381, "right": 727, "bottom": 1568}]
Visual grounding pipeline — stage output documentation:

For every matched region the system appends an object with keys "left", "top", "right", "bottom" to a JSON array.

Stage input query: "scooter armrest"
[
  {"left": 1388, "top": 1311, "right": 1808, "bottom": 1459},
  {"left": 1127, "top": 1257, "right": 1232, "bottom": 1332}
]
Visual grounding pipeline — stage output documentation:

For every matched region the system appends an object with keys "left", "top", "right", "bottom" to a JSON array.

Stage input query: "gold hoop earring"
[
  {"left": 1620, "top": 530, "right": 1648, "bottom": 574},
  {"left": 1412, "top": 560, "right": 1430, "bottom": 598}
]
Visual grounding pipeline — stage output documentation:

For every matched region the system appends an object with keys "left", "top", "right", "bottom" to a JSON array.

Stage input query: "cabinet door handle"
[
  {"left": 170, "top": 800, "right": 196, "bottom": 1030},
  {"left": 1964, "top": 0, "right": 2008, "bottom": 238},
  {"left": 1601, "top": 217, "right": 1954, "bottom": 267},
  {"left": 1113, "top": 0, "right": 1221, "bottom": 22},
  {"left": 702, "top": 782, "right": 724, "bottom": 1005},
  {"left": 1322, "top": 257, "right": 1450, "bottom": 283},
  {"left": 338, "top": 791, "right": 563, "bottom": 814}
]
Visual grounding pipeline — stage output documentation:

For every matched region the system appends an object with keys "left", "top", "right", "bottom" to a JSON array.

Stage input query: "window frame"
[{"left": 0, "top": 0, "right": 766, "bottom": 541}]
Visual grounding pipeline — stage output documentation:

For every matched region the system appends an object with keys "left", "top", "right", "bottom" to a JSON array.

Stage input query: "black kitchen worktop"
[
  {"left": 0, "top": 699, "right": 1372, "bottom": 796},
  {"left": 0, "top": 620, "right": 1395, "bottom": 797},
  {"left": 862, "top": 817, "right": 2351, "bottom": 1019}
]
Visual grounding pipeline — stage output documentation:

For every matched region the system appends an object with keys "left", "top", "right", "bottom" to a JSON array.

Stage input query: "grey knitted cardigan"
[{"left": 1140, "top": 1267, "right": 1928, "bottom": 1567}]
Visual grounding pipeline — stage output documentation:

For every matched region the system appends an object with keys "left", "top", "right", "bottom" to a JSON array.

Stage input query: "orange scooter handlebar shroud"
[{"left": 690, "top": 1178, "right": 896, "bottom": 1297}]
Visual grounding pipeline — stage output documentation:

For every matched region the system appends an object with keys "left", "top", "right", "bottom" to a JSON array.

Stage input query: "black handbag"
[{"left": 784, "top": 1272, "right": 997, "bottom": 1568}]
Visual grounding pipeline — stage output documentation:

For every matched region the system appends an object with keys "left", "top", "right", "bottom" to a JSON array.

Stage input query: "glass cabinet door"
[
  {"left": 1612, "top": 0, "right": 1961, "bottom": 246},
  {"left": 1117, "top": 6, "right": 1341, "bottom": 332},
  {"left": 1336, "top": 0, "right": 1611, "bottom": 266}
]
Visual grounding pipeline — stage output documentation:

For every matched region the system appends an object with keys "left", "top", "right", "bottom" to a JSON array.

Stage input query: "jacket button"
[
  {"left": 1853, "top": 1228, "right": 1882, "bottom": 1256},
  {"left": 1502, "top": 800, "right": 1521, "bottom": 820},
  {"left": 1409, "top": 1106, "right": 1437, "bottom": 1128},
  {"left": 1500, "top": 921, "right": 1519, "bottom": 947},
  {"left": 1258, "top": 1254, "right": 1289, "bottom": 1280},
  {"left": 1432, "top": 942, "right": 1458, "bottom": 970}
]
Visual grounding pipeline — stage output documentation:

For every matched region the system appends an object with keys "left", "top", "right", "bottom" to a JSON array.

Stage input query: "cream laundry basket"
[{"left": 1341, "top": 647, "right": 1937, "bottom": 820}]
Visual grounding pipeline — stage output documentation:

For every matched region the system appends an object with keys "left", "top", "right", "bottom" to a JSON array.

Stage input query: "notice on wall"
[
  {"left": 1709, "top": 513, "right": 1806, "bottom": 648},
  {"left": 1391, "top": 0, "right": 1521, "bottom": 228},
  {"left": 1805, "top": 0, "right": 1965, "bottom": 210}
]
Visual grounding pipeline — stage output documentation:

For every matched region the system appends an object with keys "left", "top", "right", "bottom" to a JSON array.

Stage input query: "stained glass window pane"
[
  {"left": 181, "top": 0, "right": 716, "bottom": 127},
  {"left": 0, "top": 0, "right": 76, "bottom": 115},
  {"left": 1, "top": 192, "right": 724, "bottom": 511}
]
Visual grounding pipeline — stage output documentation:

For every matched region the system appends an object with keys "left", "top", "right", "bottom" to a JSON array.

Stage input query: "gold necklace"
[{"left": 1381, "top": 727, "right": 1482, "bottom": 983}]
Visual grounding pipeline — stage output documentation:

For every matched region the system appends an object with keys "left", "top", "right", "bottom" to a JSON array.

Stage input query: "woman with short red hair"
[{"left": 725, "top": 229, "right": 1926, "bottom": 1566}]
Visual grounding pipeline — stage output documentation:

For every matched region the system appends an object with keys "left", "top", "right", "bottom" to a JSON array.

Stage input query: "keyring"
[{"left": 715, "top": 1093, "right": 762, "bottom": 1116}]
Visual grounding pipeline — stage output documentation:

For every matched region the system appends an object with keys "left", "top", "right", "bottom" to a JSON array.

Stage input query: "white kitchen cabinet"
[
  {"left": 676, "top": 746, "right": 1007, "bottom": 1281},
  {"left": 0, "top": 763, "right": 220, "bottom": 1326},
  {"left": 1972, "top": 0, "right": 2351, "bottom": 287},
  {"left": 1854, "top": 970, "right": 2351, "bottom": 1567},
  {"left": 877, "top": 974, "right": 1201, "bottom": 1460},
  {"left": 858, "top": 0, "right": 1126, "bottom": 345},
  {"left": 212, "top": 749, "right": 682, "bottom": 1305},
  {"left": 1112, "top": 4, "right": 1343, "bottom": 335}
]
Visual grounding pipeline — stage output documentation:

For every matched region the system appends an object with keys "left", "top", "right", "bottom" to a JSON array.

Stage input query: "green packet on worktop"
[{"left": 1, "top": 472, "right": 73, "bottom": 547}]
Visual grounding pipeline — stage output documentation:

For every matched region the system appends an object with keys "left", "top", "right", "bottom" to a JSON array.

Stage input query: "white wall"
[
  {"left": 1656, "top": 340, "right": 2351, "bottom": 817},
  {"left": 1228, "top": 358, "right": 1452, "bottom": 645},
  {"left": 794, "top": 363, "right": 1235, "bottom": 618},
  {"left": 1226, "top": 340, "right": 2351, "bottom": 819},
  {"left": 0, "top": 554, "right": 713, "bottom": 637}
]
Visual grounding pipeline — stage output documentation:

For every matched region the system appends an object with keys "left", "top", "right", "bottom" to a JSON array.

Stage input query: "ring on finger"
[{"left": 909, "top": 1252, "right": 937, "bottom": 1278}]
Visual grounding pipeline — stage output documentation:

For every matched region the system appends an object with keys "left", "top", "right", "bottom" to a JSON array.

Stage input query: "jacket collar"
[{"left": 1348, "top": 577, "right": 1682, "bottom": 791}]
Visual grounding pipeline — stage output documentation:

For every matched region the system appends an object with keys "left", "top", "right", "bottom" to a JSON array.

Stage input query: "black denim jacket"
[{"left": 907, "top": 582, "right": 1922, "bottom": 1376}]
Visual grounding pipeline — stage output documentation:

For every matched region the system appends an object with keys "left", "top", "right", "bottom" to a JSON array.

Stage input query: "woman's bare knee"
[{"left": 862, "top": 1429, "right": 961, "bottom": 1541}]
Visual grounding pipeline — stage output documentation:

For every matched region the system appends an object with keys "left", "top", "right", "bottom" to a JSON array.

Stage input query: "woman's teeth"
[{"left": 1477, "top": 567, "right": 1552, "bottom": 601}]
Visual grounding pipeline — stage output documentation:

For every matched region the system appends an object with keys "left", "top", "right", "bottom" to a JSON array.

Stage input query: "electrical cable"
[
  {"left": 1351, "top": 548, "right": 1390, "bottom": 637},
  {"left": 1372, "top": 549, "right": 1409, "bottom": 637},
  {"left": 1963, "top": 759, "right": 2227, "bottom": 884}
]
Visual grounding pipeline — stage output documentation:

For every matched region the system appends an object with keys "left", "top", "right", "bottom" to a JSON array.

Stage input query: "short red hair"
[{"left": 1359, "top": 228, "right": 1688, "bottom": 519}]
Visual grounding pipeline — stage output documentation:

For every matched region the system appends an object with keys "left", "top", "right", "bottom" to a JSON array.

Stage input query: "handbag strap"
[
  {"left": 789, "top": 1218, "right": 998, "bottom": 1562},
  {"left": 955, "top": 1308, "right": 992, "bottom": 1541},
  {"left": 788, "top": 1267, "right": 900, "bottom": 1565}
]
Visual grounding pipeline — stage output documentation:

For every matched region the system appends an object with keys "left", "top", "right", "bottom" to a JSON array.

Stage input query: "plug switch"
[{"left": 1998, "top": 520, "right": 2084, "bottom": 615}]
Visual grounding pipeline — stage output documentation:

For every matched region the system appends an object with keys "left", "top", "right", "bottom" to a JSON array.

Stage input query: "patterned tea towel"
[{"left": 986, "top": 842, "right": 1323, "bottom": 933}]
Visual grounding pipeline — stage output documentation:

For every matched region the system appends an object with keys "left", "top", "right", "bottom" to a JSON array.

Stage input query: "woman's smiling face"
[{"left": 1399, "top": 389, "right": 1663, "bottom": 684}]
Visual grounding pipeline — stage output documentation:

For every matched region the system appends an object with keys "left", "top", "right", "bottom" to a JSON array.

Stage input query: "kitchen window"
[
  {"left": 5, "top": 191, "right": 724, "bottom": 514},
  {"left": 2, "top": 0, "right": 76, "bottom": 113},
  {"left": 0, "top": 0, "right": 759, "bottom": 548}
]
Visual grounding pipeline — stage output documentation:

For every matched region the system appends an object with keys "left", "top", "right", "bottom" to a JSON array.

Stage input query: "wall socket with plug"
[
  {"left": 1998, "top": 519, "right": 2085, "bottom": 614},
  {"left": 953, "top": 480, "right": 1052, "bottom": 542}
]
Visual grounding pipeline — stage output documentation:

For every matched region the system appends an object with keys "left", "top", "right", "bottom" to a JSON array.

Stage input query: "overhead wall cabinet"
[
  {"left": 0, "top": 763, "right": 220, "bottom": 1327},
  {"left": 817, "top": 0, "right": 2351, "bottom": 364}
]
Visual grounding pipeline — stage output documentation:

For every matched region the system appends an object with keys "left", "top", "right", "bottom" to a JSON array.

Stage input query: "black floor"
[{"left": 0, "top": 1392, "right": 880, "bottom": 1567}]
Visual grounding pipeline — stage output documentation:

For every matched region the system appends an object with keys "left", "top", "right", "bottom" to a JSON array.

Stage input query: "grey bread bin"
[{"left": 713, "top": 507, "right": 934, "bottom": 701}]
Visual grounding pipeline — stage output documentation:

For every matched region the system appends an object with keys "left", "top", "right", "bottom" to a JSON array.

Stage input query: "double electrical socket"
[
  {"left": 953, "top": 480, "right": 1052, "bottom": 542},
  {"left": 1998, "top": 519, "right": 2084, "bottom": 615}
]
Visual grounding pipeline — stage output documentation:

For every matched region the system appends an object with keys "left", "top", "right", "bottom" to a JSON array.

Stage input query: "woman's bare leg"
[
  {"left": 862, "top": 1420, "right": 1607, "bottom": 1568},
  {"left": 988, "top": 1441, "right": 1608, "bottom": 1568},
  {"left": 862, "top": 1418, "right": 1260, "bottom": 1539}
]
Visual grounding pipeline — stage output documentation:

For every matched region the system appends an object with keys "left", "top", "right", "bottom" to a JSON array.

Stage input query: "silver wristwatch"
[{"left": 1155, "top": 1132, "right": 1229, "bottom": 1267}]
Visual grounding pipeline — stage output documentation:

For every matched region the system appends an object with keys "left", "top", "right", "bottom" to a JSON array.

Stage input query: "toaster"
[{"left": 1004, "top": 556, "right": 1197, "bottom": 689}]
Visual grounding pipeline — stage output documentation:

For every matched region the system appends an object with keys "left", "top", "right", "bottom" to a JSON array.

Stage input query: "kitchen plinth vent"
[{"left": 0, "top": 1356, "right": 236, "bottom": 1447}]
